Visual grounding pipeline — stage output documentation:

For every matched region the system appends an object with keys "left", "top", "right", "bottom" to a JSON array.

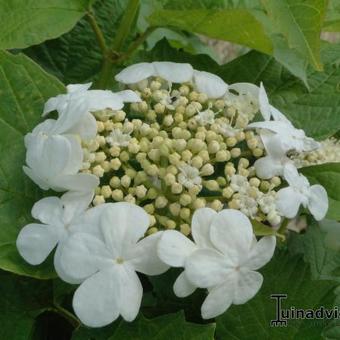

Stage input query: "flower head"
[{"left": 178, "top": 164, "right": 202, "bottom": 189}]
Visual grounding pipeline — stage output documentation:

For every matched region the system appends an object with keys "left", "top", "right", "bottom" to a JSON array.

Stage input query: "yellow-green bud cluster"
[{"left": 81, "top": 76, "right": 283, "bottom": 235}]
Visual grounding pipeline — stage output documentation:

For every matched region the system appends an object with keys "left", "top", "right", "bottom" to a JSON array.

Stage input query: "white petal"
[
  {"left": 269, "top": 105, "right": 291, "bottom": 123},
  {"left": 67, "top": 113, "right": 97, "bottom": 141},
  {"left": 254, "top": 156, "right": 284, "bottom": 179},
  {"left": 86, "top": 90, "right": 124, "bottom": 111},
  {"left": 127, "top": 232, "right": 169, "bottom": 275},
  {"left": 53, "top": 173, "right": 99, "bottom": 192},
  {"left": 233, "top": 269, "right": 263, "bottom": 305},
  {"left": 117, "top": 264, "right": 143, "bottom": 322},
  {"left": 276, "top": 187, "right": 303, "bottom": 218},
  {"left": 73, "top": 267, "right": 120, "bottom": 327},
  {"left": 191, "top": 207, "right": 216, "bottom": 248},
  {"left": 308, "top": 185, "right": 328, "bottom": 221},
  {"left": 16, "top": 223, "right": 60, "bottom": 265},
  {"left": 29, "top": 119, "right": 56, "bottom": 139},
  {"left": 43, "top": 95, "right": 65, "bottom": 116},
  {"left": 100, "top": 203, "right": 149, "bottom": 257},
  {"left": 246, "top": 236, "right": 276, "bottom": 270},
  {"left": 62, "top": 135, "right": 83, "bottom": 174},
  {"left": 66, "top": 83, "right": 92, "bottom": 93},
  {"left": 61, "top": 191, "right": 93, "bottom": 225},
  {"left": 153, "top": 62, "right": 194, "bottom": 83},
  {"left": 116, "top": 90, "right": 141, "bottom": 102},
  {"left": 193, "top": 70, "right": 228, "bottom": 98},
  {"left": 259, "top": 82, "right": 271, "bottom": 121},
  {"left": 25, "top": 133, "right": 45, "bottom": 168},
  {"left": 185, "top": 248, "right": 230, "bottom": 288},
  {"left": 31, "top": 196, "right": 64, "bottom": 225},
  {"left": 261, "top": 132, "right": 287, "bottom": 158},
  {"left": 157, "top": 230, "right": 196, "bottom": 267},
  {"left": 201, "top": 280, "right": 234, "bottom": 319},
  {"left": 58, "top": 232, "right": 112, "bottom": 283},
  {"left": 210, "top": 209, "right": 253, "bottom": 264},
  {"left": 23, "top": 166, "right": 49, "bottom": 190},
  {"left": 228, "top": 83, "right": 259, "bottom": 97},
  {"left": 247, "top": 120, "right": 291, "bottom": 135},
  {"left": 282, "top": 163, "right": 303, "bottom": 187},
  {"left": 173, "top": 271, "right": 196, "bottom": 298},
  {"left": 115, "top": 63, "right": 155, "bottom": 84}
]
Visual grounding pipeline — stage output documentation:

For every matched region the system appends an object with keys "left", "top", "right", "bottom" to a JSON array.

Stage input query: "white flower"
[
  {"left": 115, "top": 62, "right": 229, "bottom": 99},
  {"left": 178, "top": 164, "right": 202, "bottom": 189},
  {"left": 276, "top": 163, "right": 328, "bottom": 220},
  {"left": 230, "top": 174, "right": 249, "bottom": 194},
  {"left": 218, "top": 122, "right": 240, "bottom": 137},
  {"left": 16, "top": 192, "right": 92, "bottom": 265},
  {"left": 158, "top": 208, "right": 217, "bottom": 297},
  {"left": 195, "top": 109, "right": 215, "bottom": 125},
  {"left": 248, "top": 120, "right": 320, "bottom": 153},
  {"left": 184, "top": 209, "right": 276, "bottom": 319},
  {"left": 228, "top": 82, "right": 259, "bottom": 99},
  {"left": 57, "top": 202, "right": 168, "bottom": 327},
  {"left": 254, "top": 132, "right": 293, "bottom": 179},
  {"left": 106, "top": 129, "right": 131, "bottom": 147},
  {"left": 23, "top": 133, "right": 98, "bottom": 192},
  {"left": 43, "top": 83, "right": 140, "bottom": 140},
  {"left": 115, "top": 62, "right": 194, "bottom": 84}
]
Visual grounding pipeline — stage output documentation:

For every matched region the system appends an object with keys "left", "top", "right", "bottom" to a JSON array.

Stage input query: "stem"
[
  {"left": 95, "top": 55, "right": 115, "bottom": 89},
  {"left": 49, "top": 305, "right": 81, "bottom": 329},
  {"left": 86, "top": 12, "right": 107, "bottom": 54},
  {"left": 112, "top": 0, "right": 140, "bottom": 51}
]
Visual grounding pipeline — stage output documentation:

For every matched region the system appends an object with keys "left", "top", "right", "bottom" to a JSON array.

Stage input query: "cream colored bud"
[
  {"left": 82, "top": 162, "right": 90, "bottom": 170},
  {"left": 224, "top": 164, "right": 236, "bottom": 177},
  {"left": 166, "top": 220, "right": 176, "bottom": 230},
  {"left": 210, "top": 199, "right": 223, "bottom": 211},
  {"left": 192, "top": 198, "right": 206, "bottom": 209},
  {"left": 195, "top": 131, "right": 206, "bottom": 140},
  {"left": 120, "top": 151, "right": 130, "bottom": 162},
  {"left": 171, "top": 182, "right": 183, "bottom": 194},
  {"left": 238, "top": 158, "right": 249, "bottom": 169},
  {"left": 155, "top": 196, "right": 168, "bottom": 209},
  {"left": 152, "top": 90, "right": 163, "bottom": 101},
  {"left": 147, "top": 188, "right": 158, "bottom": 199},
  {"left": 101, "top": 185, "right": 112, "bottom": 198},
  {"left": 137, "top": 79, "right": 148, "bottom": 91},
  {"left": 208, "top": 141, "right": 220, "bottom": 154},
  {"left": 253, "top": 148, "right": 264, "bottom": 158},
  {"left": 271, "top": 176, "right": 281, "bottom": 187},
  {"left": 189, "top": 91, "right": 199, "bottom": 101},
  {"left": 230, "top": 148, "right": 241, "bottom": 158},
  {"left": 144, "top": 203, "right": 155, "bottom": 214},
  {"left": 172, "top": 127, "right": 182, "bottom": 139},
  {"left": 132, "top": 119, "right": 143, "bottom": 129},
  {"left": 146, "top": 164, "right": 159, "bottom": 176},
  {"left": 200, "top": 163, "right": 214, "bottom": 176},
  {"left": 214, "top": 99, "right": 225, "bottom": 110},
  {"left": 181, "top": 150, "right": 192, "bottom": 162},
  {"left": 96, "top": 136, "right": 106, "bottom": 147},
  {"left": 236, "top": 131, "right": 245, "bottom": 141},
  {"left": 222, "top": 187, "right": 234, "bottom": 199},
  {"left": 115, "top": 110, "right": 126, "bottom": 122},
  {"left": 180, "top": 223, "right": 191, "bottom": 236},
  {"left": 154, "top": 103, "right": 165, "bottom": 114},
  {"left": 198, "top": 150, "right": 210, "bottom": 162},
  {"left": 124, "top": 194, "right": 136, "bottom": 204},
  {"left": 121, "top": 175, "right": 131, "bottom": 188},
  {"left": 167, "top": 165, "right": 178, "bottom": 175},
  {"left": 180, "top": 208, "right": 190, "bottom": 220},
  {"left": 87, "top": 140, "right": 99, "bottom": 152},
  {"left": 239, "top": 168, "right": 249, "bottom": 177},
  {"left": 247, "top": 138, "right": 258, "bottom": 150},
  {"left": 136, "top": 153, "right": 147, "bottom": 164},
  {"left": 216, "top": 150, "right": 230, "bottom": 162},
  {"left": 228, "top": 199, "right": 240, "bottom": 209},
  {"left": 260, "top": 180, "right": 271, "bottom": 192},
  {"left": 179, "top": 85, "right": 190, "bottom": 96},
  {"left": 109, "top": 176, "right": 121, "bottom": 188},
  {"left": 169, "top": 203, "right": 181, "bottom": 216},
  {"left": 185, "top": 104, "right": 197, "bottom": 117},
  {"left": 135, "top": 185, "right": 147, "bottom": 198},
  {"left": 147, "top": 226, "right": 158, "bottom": 235},
  {"left": 101, "top": 161, "right": 111, "bottom": 172},
  {"left": 104, "top": 120, "right": 114, "bottom": 131},
  {"left": 96, "top": 121, "right": 105, "bottom": 132},
  {"left": 109, "top": 146, "right": 120, "bottom": 157},
  {"left": 93, "top": 195, "right": 105, "bottom": 206},
  {"left": 163, "top": 115, "right": 174, "bottom": 126},
  {"left": 134, "top": 171, "right": 148, "bottom": 185},
  {"left": 217, "top": 177, "right": 227, "bottom": 187},
  {"left": 148, "top": 149, "right": 161, "bottom": 162},
  {"left": 191, "top": 156, "right": 203, "bottom": 169},
  {"left": 92, "top": 165, "right": 104, "bottom": 177},
  {"left": 197, "top": 93, "right": 208, "bottom": 104},
  {"left": 226, "top": 137, "right": 237, "bottom": 147},
  {"left": 150, "top": 80, "right": 161, "bottom": 91},
  {"left": 188, "top": 185, "right": 201, "bottom": 196},
  {"left": 128, "top": 142, "right": 140, "bottom": 154},
  {"left": 174, "top": 139, "right": 187, "bottom": 152},
  {"left": 267, "top": 211, "right": 281, "bottom": 225},
  {"left": 174, "top": 112, "right": 184, "bottom": 123},
  {"left": 110, "top": 158, "right": 121, "bottom": 170},
  {"left": 180, "top": 193, "right": 192, "bottom": 206},
  {"left": 205, "top": 131, "right": 217, "bottom": 143},
  {"left": 169, "top": 153, "right": 181, "bottom": 166},
  {"left": 164, "top": 173, "right": 176, "bottom": 186},
  {"left": 138, "top": 101, "right": 148, "bottom": 113},
  {"left": 204, "top": 180, "right": 219, "bottom": 191},
  {"left": 187, "top": 139, "right": 206, "bottom": 153},
  {"left": 139, "top": 139, "right": 150, "bottom": 153},
  {"left": 249, "top": 177, "right": 261, "bottom": 187}
]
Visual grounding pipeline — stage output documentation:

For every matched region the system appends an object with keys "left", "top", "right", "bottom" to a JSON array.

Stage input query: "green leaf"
[
  {"left": 216, "top": 249, "right": 338, "bottom": 339},
  {"left": 0, "top": 0, "right": 90, "bottom": 50},
  {"left": 0, "top": 51, "right": 64, "bottom": 278},
  {"left": 25, "top": 0, "right": 128, "bottom": 84},
  {"left": 261, "top": 0, "right": 327, "bottom": 71},
  {"left": 72, "top": 311, "right": 215, "bottom": 340},
  {"left": 148, "top": 9, "right": 273, "bottom": 54},
  {"left": 300, "top": 163, "right": 340, "bottom": 220},
  {"left": 251, "top": 219, "right": 285, "bottom": 239},
  {"left": 323, "top": 0, "right": 340, "bottom": 31},
  {"left": 0, "top": 270, "right": 52, "bottom": 339}
]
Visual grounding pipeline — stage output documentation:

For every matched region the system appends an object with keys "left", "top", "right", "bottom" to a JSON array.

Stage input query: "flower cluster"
[{"left": 17, "top": 61, "right": 330, "bottom": 327}]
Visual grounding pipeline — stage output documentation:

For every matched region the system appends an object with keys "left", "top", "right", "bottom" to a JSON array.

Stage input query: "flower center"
[{"left": 116, "top": 257, "right": 124, "bottom": 264}]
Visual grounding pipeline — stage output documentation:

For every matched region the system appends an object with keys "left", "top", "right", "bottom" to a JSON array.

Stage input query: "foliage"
[{"left": 1, "top": 0, "right": 340, "bottom": 338}]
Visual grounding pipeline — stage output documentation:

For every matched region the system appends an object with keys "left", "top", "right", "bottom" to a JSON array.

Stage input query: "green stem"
[
  {"left": 278, "top": 218, "right": 289, "bottom": 235},
  {"left": 86, "top": 12, "right": 107, "bottom": 54},
  {"left": 95, "top": 55, "right": 115, "bottom": 89},
  {"left": 49, "top": 305, "right": 81, "bottom": 329},
  {"left": 112, "top": 0, "right": 140, "bottom": 51}
]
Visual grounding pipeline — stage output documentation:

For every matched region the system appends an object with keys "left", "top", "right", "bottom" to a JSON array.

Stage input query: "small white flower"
[
  {"left": 115, "top": 62, "right": 194, "bottom": 84},
  {"left": 158, "top": 208, "right": 217, "bottom": 297},
  {"left": 184, "top": 209, "right": 276, "bottom": 319},
  {"left": 218, "top": 122, "right": 241, "bottom": 137},
  {"left": 248, "top": 120, "right": 320, "bottom": 153},
  {"left": 254, "top": 132, "right": 293, "bottom": 179},
  {"left": 230, "top": 174, "right": 249, "bottom": 194},
  {"left": 23, "top": 133, "right": 98, "bottom": 192},
  {"left": 178, "top": 164, "right": 202, "bottom": 189},
  {"left": 57, "top": 203, "right": 168, "bottom": 327},
  {"left": 106, "top": 129, "right": 131, "bottom": 147},
  {"left": 276, "top": 163, "right": 328, "bottom": 221},
  {"left": 195, "top": 109, "right": 215, "bottom": 125},
  {"left": 16, "top": 192, "right": 92, "bottom": 265}
]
